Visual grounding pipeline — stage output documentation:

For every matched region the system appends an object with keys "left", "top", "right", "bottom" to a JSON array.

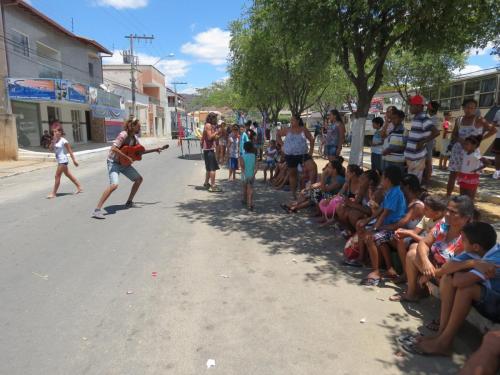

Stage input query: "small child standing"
[
  {"left": 439, "top": 111, "right": 452, "bottom": 170},
  {"left": 239, "top": 141, "right": 257, "bottom": 210},
  {"left": 371, "top": 117, "right": 384, "bottom": 173},
  {"left": 47, "top": 127, "right": 82, "bottom": 198},
  {"left": 227, "top": 125, "right": 240, "bottom": 181},
  {"left": 457, "top": 135, "right": 483, "bottom": 200},
  {"left": 263, "top": 140, "right": 278, "bottom": 182}
]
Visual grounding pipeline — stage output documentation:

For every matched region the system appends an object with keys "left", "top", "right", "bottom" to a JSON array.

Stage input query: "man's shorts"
[
  {"left": 473, "top": 285, "right": 500, "bottom": 322},
  {"left": 406, "top": 158, "right": 426, "bottom": 182},
  {"left": 265, "top": 159, "right": 276, "bottom": 169},
  {"left": 229, "top": 157, "right": 239, "bottom": 170},
  {"left": 492, "top": 138, "right": 500, "bottom": 155},
  {"left": 372, "top": 229, "right": 395, "bottom": 246},
  {"left": 203, "top": 149, "right": 220, "bottom": 172},
  {"left": 242, "top": 176, "right": 255, "bottom": 186},
  {"left": 107, "top": 159, "right": 141, "bottom": 185},
  {"left": 325, "top": 144, "right": 338, "bottom": 157}
]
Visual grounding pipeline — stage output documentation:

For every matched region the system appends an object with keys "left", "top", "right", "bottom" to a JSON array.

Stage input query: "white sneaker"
[
  {"left": 92, "top": 209, "right": 105, "bottom": 219},
  {"left": 493, "top": 170, "right": 500, "bottom": 180}
]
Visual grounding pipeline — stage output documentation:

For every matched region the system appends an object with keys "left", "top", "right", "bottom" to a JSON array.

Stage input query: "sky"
[{"left": 24, "top": 0, "right": 500, "bottom": 94}]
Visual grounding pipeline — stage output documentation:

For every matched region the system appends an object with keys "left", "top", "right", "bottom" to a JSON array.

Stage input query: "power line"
[{"left": 0, "top": 36, "right": 132, "bottom": 89}]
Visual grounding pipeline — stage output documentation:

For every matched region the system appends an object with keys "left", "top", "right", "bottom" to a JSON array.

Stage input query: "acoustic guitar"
[{"left": 118, "top": 144, "right": 169, "bottom": 166}]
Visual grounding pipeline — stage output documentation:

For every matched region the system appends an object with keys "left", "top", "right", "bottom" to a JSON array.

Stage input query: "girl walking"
[{"left": 47, "top": 128, "right": 82, "bottom": 199}]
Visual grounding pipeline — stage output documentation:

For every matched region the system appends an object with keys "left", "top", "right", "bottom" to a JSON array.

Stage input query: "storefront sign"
[{"left": 7, "top": 78, "right": 56, "bottom": 100}]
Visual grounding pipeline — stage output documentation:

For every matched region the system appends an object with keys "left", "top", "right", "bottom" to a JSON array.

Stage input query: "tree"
[
  {"left": 230, "top": 1, "right": 333, "bottom": 118},
  {"left": 247, "top": 0, "right": 499, "bottom": 164},
  {"left": 384, "top": 49, "right": 466, "bottom": 102},
  {"left": 314, "top": 64, "right": 356, "bottom": 120}
]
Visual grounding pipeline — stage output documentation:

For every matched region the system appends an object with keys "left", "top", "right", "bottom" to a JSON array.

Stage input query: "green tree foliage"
[{"left": 384, "top": 49, "right": 466, "bottom": 102}]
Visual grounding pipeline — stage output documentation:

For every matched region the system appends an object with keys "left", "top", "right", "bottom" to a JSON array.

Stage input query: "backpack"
[{"left": 343, "top": 234, "right": 360, "bottom": 261}]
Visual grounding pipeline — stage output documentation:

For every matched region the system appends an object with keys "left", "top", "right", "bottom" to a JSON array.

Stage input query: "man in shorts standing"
[
  {"left": 492, "top": 108, "right": 500, "bottom": 179},
  {"left": 202, "top": 112, "right": 221, "bottom": 192},
  {"left": 92, "top": 118, "right": 145, "bottom": 219}
]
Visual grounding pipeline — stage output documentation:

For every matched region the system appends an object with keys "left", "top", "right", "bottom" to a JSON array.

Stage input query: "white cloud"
[
  {"left": 181, "top": 28, "right": 230, "bottom": 66},
  {"left": 94, "top": 0, "right": 148, "bottom": 9},
  {"left": 103, "top": 50, "right": 190, "bottom": 83},
  {"left": 468, "top": 42, "right": 495, "bottom": 56},
  {"left": 453, "top": 64, "right": 483, "bottom": 76},
  {"left": 179, "top": 85, "right": 200, "bottom": 95}
]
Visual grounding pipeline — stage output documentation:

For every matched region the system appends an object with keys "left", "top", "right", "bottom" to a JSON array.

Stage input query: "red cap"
[{"left": 409, "top": 95, "right": 425, "bottom": 106}]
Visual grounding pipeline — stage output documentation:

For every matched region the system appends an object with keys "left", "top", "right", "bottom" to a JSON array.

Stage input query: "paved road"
[{"left": 0, "top": 141, "right": 478, "bottom": 374}]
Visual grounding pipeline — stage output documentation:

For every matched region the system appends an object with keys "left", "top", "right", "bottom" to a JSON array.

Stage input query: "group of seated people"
[{"left": 279, "top": 156, "right": 499, "bottom": 362}]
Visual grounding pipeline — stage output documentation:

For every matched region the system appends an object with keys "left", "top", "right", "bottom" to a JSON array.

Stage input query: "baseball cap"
[{"left": 409, "top": 95, "right": 425, "bottom": 106}]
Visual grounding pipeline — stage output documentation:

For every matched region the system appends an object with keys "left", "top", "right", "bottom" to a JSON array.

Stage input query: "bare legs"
[
  {"left": 47, "top": 164, "right": 82, "bottom": 198},
  {"left": 446, "top": 171, "right": 457, "bottom": 196},
  {"left": 459, "top": 330, "right": 500, "bottom": 375},
  {"left": 96, "top": 176, "right": 143, "bottom": 210},
  {"left": 288, "top": 167, "right": 298, "bottom": 199},
  {"left": 205, "top": 171, "right": 216, "bottom": 187}
]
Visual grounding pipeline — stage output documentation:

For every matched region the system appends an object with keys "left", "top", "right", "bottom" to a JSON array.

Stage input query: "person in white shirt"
[
  {"left": 47, "top": 127, "right": 82, "bottom": 199},
  {"left": 492, "top": 109, "right": 500, "bottom": 179}
]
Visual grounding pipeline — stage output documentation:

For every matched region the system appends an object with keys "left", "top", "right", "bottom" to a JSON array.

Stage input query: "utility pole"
[
  {"left": 171, "top": 81, "right": 186, "bottom": 133},
  {"left": 124, "top": 34, "right": 154, "bottom": 118}
]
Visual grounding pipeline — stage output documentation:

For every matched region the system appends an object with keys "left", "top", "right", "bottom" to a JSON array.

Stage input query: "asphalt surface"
[{"left": 0, "top": 141, "right": 479, "bottom": 374}]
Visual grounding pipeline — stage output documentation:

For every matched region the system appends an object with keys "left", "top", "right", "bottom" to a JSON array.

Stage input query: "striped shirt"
[
  {"left": 404, "top": 112, "right": 434, "bottom": 161},
  {"left": 383, "top": 124, "right": 406, "bottom": 163}
]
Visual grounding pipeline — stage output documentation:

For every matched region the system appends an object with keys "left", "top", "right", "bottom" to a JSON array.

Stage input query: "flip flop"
[
  {"left": 402, "top": 342, "right": 428, "bottom": 356},
  {"left": 280, "top": 203, "right": 291, "bottom": 213},
  {"left": 425, "top": 319, "right": 440, "bottom": 332},
  {"left": 360, "top": 277, "right": 381, "bottom": 286},
  {"left": 389, "top": 293, "right": 419, "bottom": 303},
  {"left": 397, "top": 333, "right": 424, "bottom": 345},
  {"left": 343, "top": 259, "right": 363, "bottom": 267}
]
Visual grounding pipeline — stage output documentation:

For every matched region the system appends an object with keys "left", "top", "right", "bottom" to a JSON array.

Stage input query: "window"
[
  {"left": 479, "top": 77, "right": 497, "bottom": 108},
  {"left": 439, "top": 83, "right": 464, "bottom": 110},
  {"left": 88, "top": 62, "right": 94, "bottom": 77},
  {"left": 36, "top": 42, "right": 62, "bottom": 79},
  {"left": 465, "top": 80, "right": 480, "bottom": 96},
  {"left": 11, "top": 29, "right": 29, "bottom": 56}
]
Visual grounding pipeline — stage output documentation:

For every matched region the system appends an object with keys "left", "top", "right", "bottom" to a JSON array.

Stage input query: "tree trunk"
[{"left": 348, "top": 95, "right": 370, "bottom": 166}]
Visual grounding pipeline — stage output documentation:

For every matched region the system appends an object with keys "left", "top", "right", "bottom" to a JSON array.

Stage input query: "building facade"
[{"left": 2, "top": 0, "right": 112, "bottom": 148}]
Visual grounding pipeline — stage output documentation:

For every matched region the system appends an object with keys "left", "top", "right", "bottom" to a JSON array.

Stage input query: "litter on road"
[{"left": 206, "top": 359, "right": 216, "bottom": 368}]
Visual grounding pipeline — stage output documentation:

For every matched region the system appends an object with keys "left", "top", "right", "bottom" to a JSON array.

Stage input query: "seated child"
[
  {"left": 392, "top": 195, "right": 447, "bottom": 284},
  {"left": 358, "top": 165, "right": 407, "bottom": 286},
  {"left": 404, "top": 222, "right": 499, "bottom": 356}
]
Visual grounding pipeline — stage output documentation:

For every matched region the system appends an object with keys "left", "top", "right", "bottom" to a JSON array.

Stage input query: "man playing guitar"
[{"left": 92, "top": 118, "right": 161, "bottom": 219}]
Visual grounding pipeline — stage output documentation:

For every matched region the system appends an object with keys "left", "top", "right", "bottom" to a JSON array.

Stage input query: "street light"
[{"left": 152, "top": 52, "right": 175, "bottom": 67}]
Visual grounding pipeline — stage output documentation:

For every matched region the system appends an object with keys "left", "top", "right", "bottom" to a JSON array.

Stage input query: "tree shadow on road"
[{"left": 175, "top": 178, "right": 480, "bottom": 373}]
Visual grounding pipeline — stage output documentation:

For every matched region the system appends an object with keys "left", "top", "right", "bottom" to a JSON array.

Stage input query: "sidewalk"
[{"left": 0, "top": 137, "right": 171, "bottom": 179}]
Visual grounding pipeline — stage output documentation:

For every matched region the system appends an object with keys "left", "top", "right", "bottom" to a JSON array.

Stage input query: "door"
[
  {"left": 47, "top": 106, "right": 61, "bottom": 125},
  {"left": 71, "top": 110, "right": 83, "bottom": 142},
  {"left": 12, "top": 101, "right": 41, "bottom": 147},
  {"left": 85, "top": 111, "right": 91, "bottom": 141}
]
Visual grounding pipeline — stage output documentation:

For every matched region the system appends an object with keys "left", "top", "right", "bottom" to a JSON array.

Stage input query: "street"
[{"left": 0, "top": 142, "right": 477, "bottom": 375}]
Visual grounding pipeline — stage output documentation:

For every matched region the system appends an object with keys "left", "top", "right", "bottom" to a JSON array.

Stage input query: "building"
[
  {"left": 1, "top": 0, "right": 114, "bottom": 148},
  {"left": 166, "top": 87, "right": 187, "bottom": 138},
  {"left": 103, "top": 64, "right": 167, "bottom": 137}
]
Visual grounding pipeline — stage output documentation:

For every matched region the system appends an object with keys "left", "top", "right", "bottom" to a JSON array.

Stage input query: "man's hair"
[
  {"left": 462, "top": 98, "right": 478, "bottom": 108},
  {"left": 383, "top": 165, "right": 403, "bottom": 186},
  {"left": 206, "top": 112, "right": 218, "bottom": 125},
  {"left": 243, "top": 141, "right": 254, "bottom": 153},
  {"left": 462, "top": 222, "right": 497, "bottom": 251},
  {"left": 124, "top": 118, "right": 140, "bottom": 133},
  {"left": 245, "top": 120, "right": 252, "bottom": 127},
  {"left": 393, "top": 109, "right": 405, "bottom": 120},
  {"left": 424, "top": 195, "right": 447, "bottom": 212},
  {"left": 372, "top": 117, "right": 384, "bottom": 127}
]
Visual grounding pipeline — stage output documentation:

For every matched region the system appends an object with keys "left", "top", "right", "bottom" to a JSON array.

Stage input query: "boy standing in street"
[{"left": 240, "top": 141, "right": 257, "bottom": 210}]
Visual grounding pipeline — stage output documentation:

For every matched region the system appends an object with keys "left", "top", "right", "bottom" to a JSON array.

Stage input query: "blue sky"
[
  {"left": 25, "top": 0, "right": 499, "bottom": 93},
  {"left": 25, "top": 0, "right": 248, "bottom": 93}
]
